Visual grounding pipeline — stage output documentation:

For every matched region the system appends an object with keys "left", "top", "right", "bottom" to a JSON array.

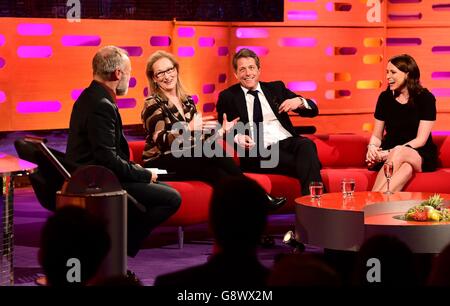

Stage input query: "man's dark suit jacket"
[
  {"left": 216, "top": 81, "right": 318, "bottom": 136},
  {"left": 65, "top": 80, "right": 150, "bottom": 183}
]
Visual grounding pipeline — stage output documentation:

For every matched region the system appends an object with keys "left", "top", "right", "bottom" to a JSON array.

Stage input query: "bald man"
[{"left": 66, "top": 46, "right": 181, "bottom": 257}]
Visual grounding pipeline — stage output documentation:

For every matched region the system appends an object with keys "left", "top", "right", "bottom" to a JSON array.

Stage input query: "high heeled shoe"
[{"left": 266, "top": 194, "right": 287, "bottom": 211}]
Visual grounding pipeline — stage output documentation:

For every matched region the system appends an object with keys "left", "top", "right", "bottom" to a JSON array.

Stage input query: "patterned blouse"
[{"left": 141, "top": 94, "right": 197, "bottom": 163}]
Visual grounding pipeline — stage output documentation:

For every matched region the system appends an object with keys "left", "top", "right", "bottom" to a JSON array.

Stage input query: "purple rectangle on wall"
[
  {"left": 119, "top": 46, "right": 143, "bottom": 56},
  {"left": 61, "top": 35, "right": 101, "bottom": 46},
  {"left": 198, "top": 37, "right": 215, "bottom": 47},
  {"left": 236, "top": 46, "right": 269, "bottom": 56},
  {"left": 117, "top": 98, "right": 136, "bottom": 109},
  {"left": 431, "top": 88, "right": 450, "bottom": 97},
  {"left": 388, "top": 13, "right": 422, "bottom": 20},
  {"left": 432, "top": 46, "right": 450, "bottom": 53},
  {"left": 279, "top": 38, "right": 317, "bottom": 47},
  {"left": 0, "top": 91, "right": 5, "bottom": 103},
  {"left": 287, "top": 81, "right": 317, "bottom": 92},
  {"left": 71, "top": 89, "right": 83, "bottom": 100},
  {"left": 218, "top": 73, "right": 227, "bottom": 83},
  {"left": 203, "top": 84, "right": 215, "bottom": 94},
  {"left": 17, "top": 46, "right": 52, "bottom": 58},
  {"left": 150, "top": 36, "right": 171, "bottom": 46},
  {"left": 386, "top": 38, "right": 421, "bottom": 46},
  {"left": 218, "top": 47, "right": 229, "bottom": 56},
  {"left": 0, "top": 57, "right": 5, "bottom": 68},
  {"left": 178, "top": 47, "right": 195, "bottom": 57},
  {"left": 17, "top": 101, "right": 61, "bottom": 113},
  {"left": 236, "top": 28, "right": 269, "bottom": 38},
  {"left": 431, "top": 72, "right": 450, "bottom": 79},
  {"left": 203, "top": 103, "right": 215, "bottom": 113},
  {"left": 287, "top": 10, "right": 318, "bottom": 20},
  {"left": 0, "top": 34, "right": 5, "bottom": 46},
  {"left": 17, "top": 23, "right": 52, "bottom": 36},
  {"left": 389, "top": 0, "right": 421, "bottom": 3},
  {"left": 433, "top": 131, "right": 450, "bottom": 136},
  {"left": 178, "top": 27, "right": 195, "bottom": 37},
  {"left": 129, "top": 77, "right": 137, "bottom": 88},
  {"left": 432, "top": 4, "right": 450, "bottom": 10},
  {"left": 338, "top": 47, "right": 357, "bottom": 55}
]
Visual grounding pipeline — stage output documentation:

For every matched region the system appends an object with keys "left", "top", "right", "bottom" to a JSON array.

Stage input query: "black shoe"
[
  {"left": 282, "top": 230, "right": 305, "bottom": 253},
  {"left": 266, "top": 194, "right": 287, "bottom": 211},
  {"left": 126, "top": 270, "right": 142, "bottom": 285}
]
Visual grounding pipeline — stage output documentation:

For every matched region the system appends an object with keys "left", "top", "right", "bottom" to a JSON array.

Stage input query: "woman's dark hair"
[{"left": 388, "top": 54, "right": 424, "bottom": 104}]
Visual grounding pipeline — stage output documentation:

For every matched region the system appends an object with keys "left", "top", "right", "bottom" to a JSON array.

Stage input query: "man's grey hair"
[{"left": 92, "top": 46, "right": 129, "bottom": 80}]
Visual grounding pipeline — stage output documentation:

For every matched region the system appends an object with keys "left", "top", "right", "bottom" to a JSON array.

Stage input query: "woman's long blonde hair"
[{"left": 145, "top": 50, "right": 189, "bottom": 102}]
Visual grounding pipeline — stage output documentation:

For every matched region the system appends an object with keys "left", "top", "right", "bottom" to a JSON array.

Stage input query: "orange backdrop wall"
[{"left": 1, "top": 0, "right": 449, "bottom": 134}]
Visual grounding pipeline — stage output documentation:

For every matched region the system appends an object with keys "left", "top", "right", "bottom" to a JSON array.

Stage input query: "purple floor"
[{"left": 13, "top": 186, "right": 320, "bottom": 286}]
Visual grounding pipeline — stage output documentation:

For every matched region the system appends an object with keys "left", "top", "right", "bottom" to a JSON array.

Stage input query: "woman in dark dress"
[
  {"left": 141, "top": 50, "right": 286, "bottom": 209},
  {"left": 366, "top": 54, "right": 437, "bottom": 192}
]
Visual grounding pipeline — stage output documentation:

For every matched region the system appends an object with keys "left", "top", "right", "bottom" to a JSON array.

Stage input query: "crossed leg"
[{"left": 371, "top": 146, "right": 422, "bottom": 192}]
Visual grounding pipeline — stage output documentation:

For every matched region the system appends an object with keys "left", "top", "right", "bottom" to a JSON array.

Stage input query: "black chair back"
[{"left": 14, "top": 137, "right": 71, "bottom": 211}]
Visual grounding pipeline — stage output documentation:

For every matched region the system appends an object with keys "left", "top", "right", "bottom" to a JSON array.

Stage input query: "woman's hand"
[
  {"left": 201, "top": 115, "right": 218, "bottom": 132},
  {"left": 366, "top": 144, "right": 381, "bottom": 166},
  {"left": 188, "top": 113, "right": 218, "bottom": 132},
  {"left": 188, "top": 113, "right": 203, "bottom": 131}
]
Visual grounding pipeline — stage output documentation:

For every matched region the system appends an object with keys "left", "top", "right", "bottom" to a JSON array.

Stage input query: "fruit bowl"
[{"left": 403, "top": 194, "right": 450, "bottom": 222}]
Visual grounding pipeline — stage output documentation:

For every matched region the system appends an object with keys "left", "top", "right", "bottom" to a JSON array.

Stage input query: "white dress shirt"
[{"left": 239, "top": 83, "right": 310, "bottom": 148}]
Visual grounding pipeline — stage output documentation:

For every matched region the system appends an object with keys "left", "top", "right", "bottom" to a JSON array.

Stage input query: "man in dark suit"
[
  {"left": 65, "top": 46, "right": 181, "bottom": 257},
  {"left": 216, "top": 48, "right": 323, "bottom": 195}
]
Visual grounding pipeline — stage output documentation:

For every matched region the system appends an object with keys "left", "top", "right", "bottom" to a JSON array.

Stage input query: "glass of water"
[
  {"left": 341, "top": 178, "right": 356, "bottom": 197},
  {"left": 309, "top": 181, "right": 324, "bottom": 199}
]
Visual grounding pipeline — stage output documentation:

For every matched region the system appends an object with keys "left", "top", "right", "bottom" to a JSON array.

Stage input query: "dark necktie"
[{"left": 247, "top": 90, "right": 264, "bottom": 149}]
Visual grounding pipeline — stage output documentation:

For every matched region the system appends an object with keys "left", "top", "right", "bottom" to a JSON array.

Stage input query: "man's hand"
[
  {"left": 235, "top": 134, "right": 255, "bottom": 149},
  {"left": 219, "top": 113, "right": 240, "bottom": 136},
  {"left": 151, "top": 172, "right": 158, "bottom": 183},
  {"left": 278, "top": 97, "right": 304, "bottom": 113}
]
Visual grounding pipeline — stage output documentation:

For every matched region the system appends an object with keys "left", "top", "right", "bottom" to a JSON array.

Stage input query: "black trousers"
[
  {"left": 145, "top": 153, "right": 244, "bottom": 187},
  {"left": 121, "top": 181, "right": 181, "bottom": 257},
  {"left": 240, "top": 136, "right": 323, "bottom": 195}
]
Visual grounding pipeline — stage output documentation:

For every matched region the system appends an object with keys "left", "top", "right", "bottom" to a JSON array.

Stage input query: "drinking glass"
[
  {"left": 341, "top": 178, "right": 356, "bottom": 197},
  {"left": 309, "top": 181, "right": 324, "bottom": 199},
  {"left": 383, "top": 161, "right": 394, "bottom": 195}
]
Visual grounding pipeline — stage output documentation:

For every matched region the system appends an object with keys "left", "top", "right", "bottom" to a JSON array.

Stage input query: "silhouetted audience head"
[
  {"left": 39, "top": 206, "right": 111, "bottom": 286},
  {"left": 428, "top": 242, "right": 450, "bottom": 286},
  {"left": 93, "top": 275, "right": 143, "bottom": 286},
  {"left": 352, "top": 234, "right": 416, "bottom": 287},
  {"left": 268, "top": 254, "right": 341, "bottom": 286},
  {"left": 209, "top": 176, "right": 269, "bottom": 253}
]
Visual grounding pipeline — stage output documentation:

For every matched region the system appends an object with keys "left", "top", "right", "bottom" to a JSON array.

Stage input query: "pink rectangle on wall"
[
  {"left": 236, "top": 28, "right": 269, "bottom": 38},
  {"left": 61, "top": 35, "right": 101, "bottom": 46},
  {"left": 178, "top": 47, "right": 195, "bottom": 57},
  {"left": 198, "top": 37, "right": 215, "bottom": 47},
  {"left": 17, "top": 101, "right": 61, "bottom": 113},
  {"left": 17, "top": 23, "right": 52, "bottom": 36},
  {"left": 236, "top": 46, "right": 269, "bottom": 56},
  {"left": 287, "top": 11, "right": 318, "bottom": 21},
  {"left": 17, "top": 46, "right": 52, "bottom": 58}
]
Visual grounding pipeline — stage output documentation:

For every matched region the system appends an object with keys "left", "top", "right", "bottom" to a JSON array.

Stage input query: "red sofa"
[{"left": 128, "top": 133, "right": 450, "bottom": 247}]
